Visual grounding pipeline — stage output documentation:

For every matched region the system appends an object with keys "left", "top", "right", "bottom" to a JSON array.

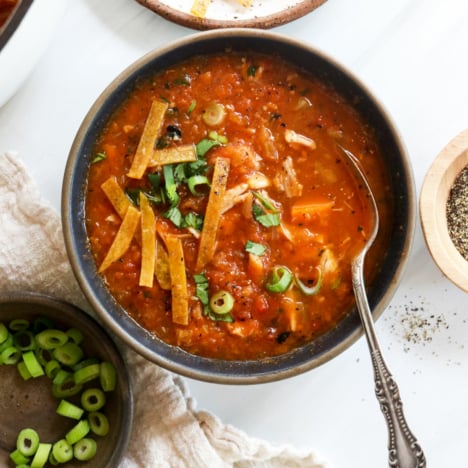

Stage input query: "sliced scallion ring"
[
  {"left": 209, "top": 291, "right": 234, "bottom": 315},
  {"left": 265, "top": 266, "right": 293, "bottom": 293},
  {"left": 9, "top": 319, "right": 29, "bottom": 331},
  {"left": 100, "top": 361, "right": 117, "bottom": 392},
  {"left": 1, "top": 346, "right": 21, "bottom": 365},
  {"left": 53, "top": 342, "right": 84, "bottom": 367},
  {"left": 35, "top": 329, "right": 68, "bottom": 350},
  {"left": 74, "top": 437, "right": 97, "bottom": 461},
  {"left": 65, "top": 419, "right": 90, "bottom": 446},
  {"left": 187, "top": 175, "right": 210, "bottom": 196},
  {"left": 56, "top": 399, "right": 84, "bottom": 420},
  {"left": 0, "top": 322, "right": 9, "bottom": 344},
  {"left": 22, "top": 350, "right": 44, "bottom": 377},
  {"left": 295, "top": 267, "right": 323, "bottom": 296},
  {"left": 30, "top": 442, "right": 52, "bottom": 468},
  {"left": 17, "top": 428, "right": 40, "bottom": 457},
  {"left": 74, "top": 363, "right": 100, "bottom": 385},
  {"left": 81, "top": 388, "right": 106, "bottom": 412},
  {"left": 51, "top": 439, "right": 73, "bottom": 464},
  {"left": 88, "top": 411, "right": 109, "bottom": 436}
]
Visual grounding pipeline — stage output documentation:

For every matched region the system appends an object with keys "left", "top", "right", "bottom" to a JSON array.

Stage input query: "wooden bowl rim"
[{"left": 420, "top": 128, "right": 468, "bottom": 292}]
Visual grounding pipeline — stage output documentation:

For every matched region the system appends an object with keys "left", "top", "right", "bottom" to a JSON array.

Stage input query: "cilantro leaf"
[{"left": 245, "top": 240, "right": 266, "bottom": 256}]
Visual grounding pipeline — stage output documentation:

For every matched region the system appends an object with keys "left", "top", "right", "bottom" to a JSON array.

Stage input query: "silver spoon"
[{"left": 339, "top": 145, "right": 426, "bottom": 468}]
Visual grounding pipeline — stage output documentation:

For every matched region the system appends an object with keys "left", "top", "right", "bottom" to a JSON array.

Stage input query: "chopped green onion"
[
  {"left": 91, "top": 151, "right": 107, "bottom": 164},
  {"left": 163, "top": 164, "right": 179, "bottom": 207},
  {"left": 30, "top": 442, "right": 52, "bottom": 468},
  {"left": 65, "top": 419, "right": 90, "bottom": 445},
  {"left": 52, "top": 369, "right": 71, "bottom": 385},
  {"left": 245, "top": 240, "right": 267, "bottom": 256},
  {"left": 73, "top": 357, "right": 100, "bottom": 371},
  {"left": 9, "top": 319, "right": 29, "bottom": 331},
  {"left": 187, "top": 175, "right": 210, "bottom": 196},
  {"left": 0, "top": 333, "right": 13, "bottom": 353},
  {"left": 295, "top": 268, "right": 323, "bottom": 296},
  {"left": 66, "top": 328, "right": 83, "bottom": 344},
  {"left": 187, "top": 99, "right": 197, "bottom": 115},
  {"left": 265, "top": 266, "right": 293, "bottom": 293},
  {"left": 51, "top": 439, "right": 73, "bottom": 464},
  {"left": 17, "top": 361, "right": 32, "bottom": 380},
  {"left": 22, "top": 350, "right": 44, "bottom": 377},
  {"left": 202, "top": 102, "right": 226, "bottom": 126},
  {"left": 56, "top": 400, "right": 84, "bottom": 420},
  {"left": 16, "top": 428, "right": 40, "bottom": 457},
  {"left": 209, "top": 291, "right": 234, "bottom": 315},
  {"left": 208, "top": 130, "right": 228, "bottom": 144},
  {"left": 53, "top": 342, "right": 84, "bottom": 367},
  {"left": 81, "top": 388, "right": 106, "bottom": 412},
  {"left": 100, "top": 361, "right": 117, "bottom": 392},
  {"left": 35, "top": 347, "right": 53, "bottom": 366},
  {"left": 45, "top": 359, "right": 61, "bottom": 379},
  {"left": 0, "top": 322, "right": 9, "bottom": 344},
  {"left": 74, "top": 363, "right": 101, "bottom": 385},
  {"left": 1, "top": 346, "right": 21, "bottom": 365},
  {"left": 35, "top": 329, "right": 68, "bottom": 350},
  {"left": 196, "top": 138, "right": 222, "bottom": 158},
  {"left": 13, "top": 330, "right": 35, "bottom": 351},
  {"left": 52, "top": 379, "right": 82, "bottom": 399},
  {"left": 88, "top": 411, "right": 109, "bottom": 437},
  {"left": 32, "top": 316, "right": 55, "bottom": 333},
  {"left": 9, "top": 448, "right": 30, "bottom": 465},
  {"left": 74, "top": 438, "right": 97, "bottom": 461}
]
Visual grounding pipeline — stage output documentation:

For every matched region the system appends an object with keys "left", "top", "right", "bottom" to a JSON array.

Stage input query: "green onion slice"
[
  {"left": 9, "top": 448, "right": 30, "bottom": 465},
  {"left": 209, "top": 291, "right": 234, "bottom": 315},
  {"left": 45, "top": 360, "right": 61, "bottom": 379},
  {"left": 187, "top": 175, "right": 210, "bottom": 196},
  {"left": 74, "top": 363, "right": 101, "bottom": 385},
  {"left": 22, "top": 350, "right": 45, "bottom": 377},
  {"left": 66, "top": 328, "right": 84, "bottom": 344},
  {"left": 74, "top": 438, "right": 97, "bottom": 461},
  {"left": 9, "top": 319, "right": 29, "bottom": 331},
  {"left": 88, "top": 411, "right": 110, "bottom": 437},
  {"left": 65, "top": 419, "right": 90, "bottom": 446},
  {"left": 35, "top": 329, "right": 68, "bottom": 350},
  {"left": 100, "top": 361, "right": 117, "bottom": 392},
  {"left": 51, "top": 439, "right": 73, "bottom": 464},
  {"left": 52, "top": 379, "right": 82, "bottom": 399},
  {"left": 17, "top": 428, "right": 40, "bottom": 457},
  {"left": 0, "top": 322, "right": 9, "bottom": 344},
  {"left": 2, "top": 346, "right": 21, "bottom": 365},
  {"left": 30, "top": 442, "right": 52, "bottom": 468},
  {"left": 295, "top": 267, "right": 323, "bottom": 296},
  {"left": 56, "top": 399, "right": 84, "bottom": 420},
  {"left": 265, "top": 266, "right": 293, "bottom": 293},
  {"left": 81, "top": 388, "right": 106, "bottom": 412},
  {"left": 53, "top": 342, "right": 84, "bottom": 367},
  {"left": 17, "top": 361, "right": 32, "bottom": 380}
]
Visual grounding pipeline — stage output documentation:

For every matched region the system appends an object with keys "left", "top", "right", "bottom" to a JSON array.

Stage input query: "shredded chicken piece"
[
  {"left": 220, "top": 183, "right": 249, "bottom": 214},
  {"left": 274, "top": 156, "right": 303, "bottom": 198},
  {"left": 284, "top": 129, "right": 317, "bottom": 149},
  {"left": 246, "top": 171, "right": 271, "bottom": 189}
]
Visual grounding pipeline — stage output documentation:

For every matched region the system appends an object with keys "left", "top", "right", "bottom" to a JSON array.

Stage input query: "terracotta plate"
[{"left": 135, "top": 0, "right": 327, "bottom": 30}]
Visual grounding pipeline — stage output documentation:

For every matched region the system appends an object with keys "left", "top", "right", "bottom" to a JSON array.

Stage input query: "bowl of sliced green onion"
[{"left": 0, "top": 291, "right": 133, "bottom": 467}]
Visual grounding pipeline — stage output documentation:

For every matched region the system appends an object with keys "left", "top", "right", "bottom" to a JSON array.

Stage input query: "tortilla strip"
[
  {"left": 196, "top": 157, "right": 230, "bottom": 271},
  {"left": 101, "top": 176, "right": 131, "bottom": 219},
  {"left": 190, "top": 0, "right": 209, "bottom": 18},
  {"left": 165, "top": 235, "right": 189, "bottom": 325},
  {"left": 98, "top": 205, "right": 140, "bottom": 273},
  {"left": 148, "top": 144, "right": 197, "bottom": 167},
  {"left": 139, "top": 192, "right": 156, "bottom": 287},
  {"left": 127, "top": 100, "right": 169, "bottom": 179},
  {"left": 155, "top": 240, "right": 171, "bottom": 290}
]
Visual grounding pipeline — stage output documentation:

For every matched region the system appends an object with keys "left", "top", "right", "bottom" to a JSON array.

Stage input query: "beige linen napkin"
[{"left": 0, "top": 152, "right": 331, "bottom": 468}]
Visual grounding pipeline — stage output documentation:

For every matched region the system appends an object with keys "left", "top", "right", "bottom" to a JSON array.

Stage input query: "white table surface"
[{"left": 1, "top": 1, "right": 467, "bottom": 466}]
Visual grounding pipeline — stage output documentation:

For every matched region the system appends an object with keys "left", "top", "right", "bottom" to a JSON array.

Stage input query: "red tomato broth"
[{"left": 85, "top": 52, "right": 393, "bottom": 360}]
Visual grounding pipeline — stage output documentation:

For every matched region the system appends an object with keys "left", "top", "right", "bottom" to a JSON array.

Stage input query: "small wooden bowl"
[{"left": 420, "top": 129, "right": 468, "bottom": 292}]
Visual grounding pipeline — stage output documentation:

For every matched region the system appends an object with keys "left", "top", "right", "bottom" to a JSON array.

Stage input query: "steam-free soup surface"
[{"left": 86, "top": 52, "right": 392, "bottom": 360}]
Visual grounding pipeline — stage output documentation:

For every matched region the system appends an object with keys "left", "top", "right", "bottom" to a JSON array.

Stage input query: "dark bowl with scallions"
[{"left": 0, "top": 291, "right": 133, "bottom": 467}]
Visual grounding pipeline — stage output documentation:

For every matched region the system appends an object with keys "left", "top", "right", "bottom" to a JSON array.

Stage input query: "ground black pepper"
[{"left": 446, "top": 164, "right": 468, "bottom": 261}]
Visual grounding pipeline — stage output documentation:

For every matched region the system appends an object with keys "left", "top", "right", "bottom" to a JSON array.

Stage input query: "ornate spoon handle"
[
  {"left": 352, "top": 259, "right": 426, "bottom": 468},
  {"left": 371, "top": 349, "right": 426, "bottom": 467}
]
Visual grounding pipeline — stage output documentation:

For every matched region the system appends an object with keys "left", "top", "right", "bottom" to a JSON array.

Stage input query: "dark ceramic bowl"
[
  {"left": 62, "top": 29, "right": 415, "bottom": 384},
  {"left": 0, "top": 292, "right": 133, "bottom": 467}
]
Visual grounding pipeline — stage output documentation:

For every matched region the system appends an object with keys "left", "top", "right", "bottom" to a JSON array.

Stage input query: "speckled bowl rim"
[
  {"left": 134, "top": 0, "right": 327, "bottom": 30},
  {"left": 62, "top": 28, "right": 415, "bottom": 384}
]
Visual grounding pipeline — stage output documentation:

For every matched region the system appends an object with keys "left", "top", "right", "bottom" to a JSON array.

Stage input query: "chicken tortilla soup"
[{"left": 85, "top": 52, "right": 393, "bottom": 360}]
